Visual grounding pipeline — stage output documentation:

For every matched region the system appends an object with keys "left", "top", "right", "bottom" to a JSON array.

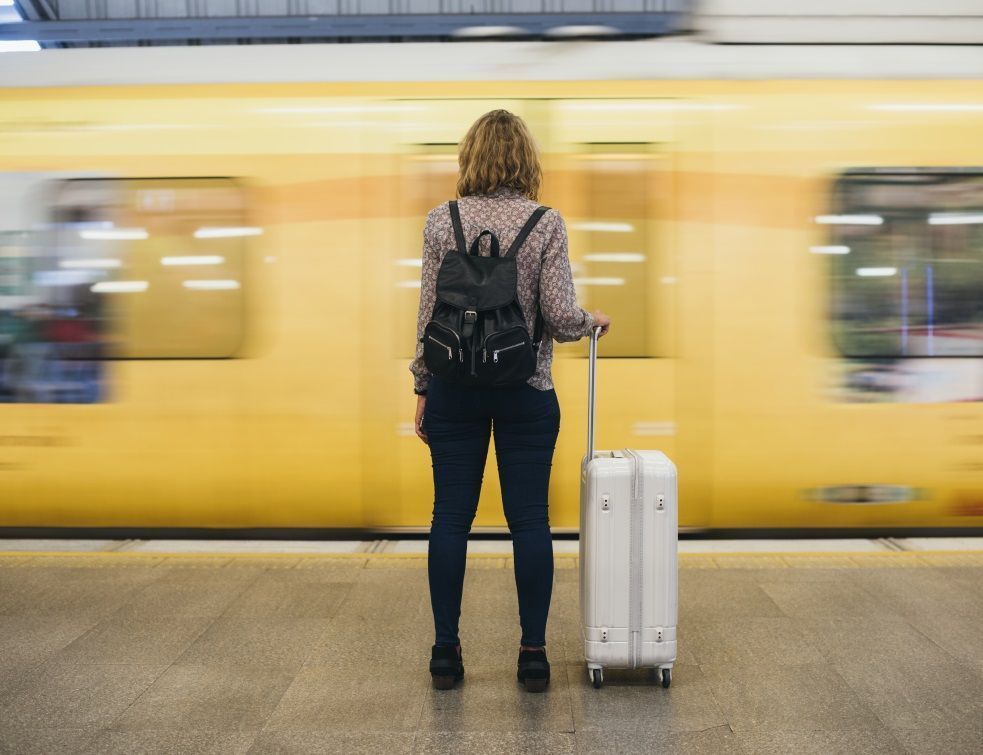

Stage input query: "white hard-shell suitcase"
[{"left": 579, "top": 326, "right": 678, "bottom": 689}]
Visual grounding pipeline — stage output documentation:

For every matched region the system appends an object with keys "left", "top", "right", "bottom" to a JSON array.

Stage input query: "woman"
[{"left": 409, "top": 109, "right": 610, "bottom": 693}]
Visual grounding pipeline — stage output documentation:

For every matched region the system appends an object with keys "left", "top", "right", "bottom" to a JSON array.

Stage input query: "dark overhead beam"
[{"left": 0, "top": 12, "right": 681, "bottom": 44}]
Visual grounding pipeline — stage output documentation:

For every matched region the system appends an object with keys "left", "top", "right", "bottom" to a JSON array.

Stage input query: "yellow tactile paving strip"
[{"left": 0, "top": 550, "right": 980, "bottom": 568}]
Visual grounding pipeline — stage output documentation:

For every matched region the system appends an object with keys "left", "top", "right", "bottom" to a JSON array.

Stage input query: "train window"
[
  {"left": 826, "top": 169, "right": 983, "bottom": 358},
  {"left": 50, "top": 177, "right": 250, "bottom": 359},
  {"left": 561, "top": 143, "right": 671, "bottom": 358}
]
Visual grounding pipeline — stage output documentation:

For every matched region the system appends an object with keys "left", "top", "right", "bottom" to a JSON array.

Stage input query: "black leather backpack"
[{"left": 421, "top": 200, "right": 548, "bottom": 387}]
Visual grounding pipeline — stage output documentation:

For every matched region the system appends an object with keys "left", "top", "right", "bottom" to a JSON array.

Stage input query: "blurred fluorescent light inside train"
[
  {"left": 869, "top": 104, "right": 983, "bottom": 112},
  {"left": 927, "top": 213, "right": 983, "bottom": 225},
  {"left": 814, "top": 215, "right": 883, "bottom": 225},
  {"left": 91, "top": 281, "right": 148, "bottom": 293},
  {"left": 182, "top": 280, "right": 240, "bottom": 290},
  {"left": 79, "top": 228, "right": 148, "bottom": 240},
  {"left": 573, "top": 277, "right": 625, "bottom": 286},
  {"left": 161, "top": 255, "right": 225, "bottom": 266},
  {"left": 572, "top": 222, "right": 634, "bottom": 233},
  {"left": 36, "top": 270, "right": 101, "bottom": 286},
  {"left": 193, "top": 227, "right": 262, "bottom": 239},
  {"left": 546, "top": 25, "right": 617, "bottom": 38},
  {"left": 396, "top": 280, "right": 422, "bottom": 288},
  {"left": 453, "top": 25, "right": 526, "bottom": 38},
  {"left": 660, "top": 276, "right": 677, "bottom": 284},
  {"left": 58, "top": 258, "right": 122, "bottom": 269},
  {"left": 395, "top": 258, "right": 423, "bottom": 267},
  {"left": 856, "top": 267, "right": 897, "bottom": 277},
  {"left": 810, "top": 245, "right": 851, "bottom": 255},
  {"left": 583, "top": 253, "right": 645, "bottom": 263}
]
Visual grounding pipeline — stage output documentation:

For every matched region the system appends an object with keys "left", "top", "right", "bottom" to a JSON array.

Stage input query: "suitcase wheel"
[
  {"left": 590, "top": 668, "right": 603, "bottom": 689},
  {"left": 661, "top": 668, "right": 672, "bottom": 688}
]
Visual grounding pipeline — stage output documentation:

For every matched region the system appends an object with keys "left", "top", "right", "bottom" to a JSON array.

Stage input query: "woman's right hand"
[{"left": 591, "top": 309, "right": 611, "bottom": 338}]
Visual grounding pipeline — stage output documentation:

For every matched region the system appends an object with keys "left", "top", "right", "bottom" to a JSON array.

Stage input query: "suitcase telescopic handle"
[{"left": 586, "top": 325, "right": 602, "bottom": 461}]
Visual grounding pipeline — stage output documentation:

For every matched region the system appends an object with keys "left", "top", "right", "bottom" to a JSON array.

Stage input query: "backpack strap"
[
  {"left": 505, "top": 205, "right": 550, "bottom": 258},
  {"left": 507, "top": 206, "right": 550, "bottom": 349},
  {"left": 448, "top": 200, "right": 467, "bottom": 255}
]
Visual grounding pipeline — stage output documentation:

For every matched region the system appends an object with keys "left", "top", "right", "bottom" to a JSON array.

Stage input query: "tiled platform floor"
[{"left": 0, "top": 548, "right": 981, "bottom": 754}]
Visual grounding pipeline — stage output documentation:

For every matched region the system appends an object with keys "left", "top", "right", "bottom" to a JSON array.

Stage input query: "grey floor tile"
[
  {"left": 175, "top": 616, "right": 331, "bottom": 672},
  {"left": 758, "top": 579, "right": 893, "bottom": 619},
  {"left": 112, "top": 574, "right": 256, "bottom": 619},
  {"left": 566, "top": 662, "right": 726, "bottom": 734},
  {"left": 0, "top": 568, "right": 156, "bottom": 618},
  {"left": 892, "top": 725, "right": 983, "bottom": 755},
  {"left": 700, "top": 663, "right": 883, "bottom": 733},
  {"left": 0, "top": 661, "right": 162, "bottom": 730},
  {"left": 262, "top": 664, "right": 427, "bottom": 732},
  {"left": 833, "top": 657, "right": 983, "bottom": 731},
  {"left": 82, "top": 728, "right": 259, "bottom": 755},
  {"left": 575, "top": 726, "right": 740, "bottom": 754},
  {"left": 850, "top": 569, "right": 983, "bottom": 622},
  {"left": 249, "top": 730, "right": 415, "bottom": 754},
  {"left": 417, "top": 665, "right": 575, "bottom": 734},
  {"left": 459, "top": 570, "right": 524, "bottom": 618},
  {"left": 221, "top": 577, "right": 352, "bottom": 620},
  {"left": 678, "top": 578, "right": 784, "bottom": 625},
  {"left": 302, "top": 618, "right": 433, "bottom": 668},
  {"left": 51, "top": 614, "right": 213, "bottom": 668},
  {"left": 901, "top": 609, "right": 983, "bottom": 665},
  {"left": 686, "top": 617, "right": 824, "bottom": 666},
  {"left": 734, "top": 725, "right": 906, "bottom": 755},
  {"left": 0, "top": 613, "right": 101, "bottom": 669},
  {"left": 331, "top": 572, "right": 431, "bottom": 625},
  {"left": 416, "top": 731, "right": 576, "bottom": 754},
  {"left": 110, "top": 663, "right": 296, "bottom": 731},
  {"left": 792, "top": 615, "right": 956, "bottom": 666},
  {"left": 0, "top": 726, "right": 101, "bottom": 755}
]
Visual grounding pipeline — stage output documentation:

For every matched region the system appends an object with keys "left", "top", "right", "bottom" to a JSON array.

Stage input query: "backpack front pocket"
[
  {"left": 423, "top": 322, "right": 465, "bottom": 379},
  {"left": 478, "top": 326, "right": 536, "bottom": 386}
]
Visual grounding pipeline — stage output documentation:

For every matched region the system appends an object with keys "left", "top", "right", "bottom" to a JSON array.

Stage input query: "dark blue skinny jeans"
[{"left": 423, "top": 374, "right": 561, "bottom": 649}]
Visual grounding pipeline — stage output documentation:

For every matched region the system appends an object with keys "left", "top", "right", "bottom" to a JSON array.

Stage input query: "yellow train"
[{"left": 0, "top": 41, "right": 981, "bottom": 533}]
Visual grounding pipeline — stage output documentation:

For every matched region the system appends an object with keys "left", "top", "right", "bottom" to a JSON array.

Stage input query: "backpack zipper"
[
  {"left": 427, "top": 334, "right": 454, "bottom": 360},
  {"left": 492, "top": 341, "right": 525, "bottom": 363}
]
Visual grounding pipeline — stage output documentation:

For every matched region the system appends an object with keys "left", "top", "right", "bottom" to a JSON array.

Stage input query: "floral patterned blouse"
[{"left": 410, "top": 187, "right": 595, "bottom": 395}]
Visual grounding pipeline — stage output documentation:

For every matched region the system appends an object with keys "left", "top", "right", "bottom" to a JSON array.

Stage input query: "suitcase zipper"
[{"left": 492, "top": 341, "right": 524, "bottom": 363}]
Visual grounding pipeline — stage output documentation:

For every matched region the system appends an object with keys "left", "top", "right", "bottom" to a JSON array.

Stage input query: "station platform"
[{"left": 0, "top": 538, "right": 980, "bottom": 754}]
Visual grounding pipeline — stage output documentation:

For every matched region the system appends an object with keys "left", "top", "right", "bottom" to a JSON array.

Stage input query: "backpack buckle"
[{"left": 464, "top": 310, "right": 477, "bottom": 323}]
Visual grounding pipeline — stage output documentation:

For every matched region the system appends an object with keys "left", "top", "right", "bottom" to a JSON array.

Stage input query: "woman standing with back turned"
[{"left": 410, "top": 110, "right": 610, "bottom": 693}]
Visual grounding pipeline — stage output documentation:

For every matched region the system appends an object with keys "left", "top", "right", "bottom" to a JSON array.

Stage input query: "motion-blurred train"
[{"left": 0, "top": 39, "right": 981, "bottom": 533}]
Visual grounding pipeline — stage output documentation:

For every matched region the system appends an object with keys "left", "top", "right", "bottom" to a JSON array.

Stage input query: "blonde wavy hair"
[{"left": 456, "top": 110, "right": 542, "bottom": 201}]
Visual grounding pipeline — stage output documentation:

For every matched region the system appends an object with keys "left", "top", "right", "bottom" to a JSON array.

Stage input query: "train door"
[
  {"left": 369, "top": 99, "right": 531, "bottom": 531},
  {"left": 373, "top": 97, "right": 699, "bottom": 532},
  {"left": 542, "top": 99, "right": 684, "bottom": 529}
]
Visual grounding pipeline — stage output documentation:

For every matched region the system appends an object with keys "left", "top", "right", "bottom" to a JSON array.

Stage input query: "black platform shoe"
[
  {"left": 430, "top": 644, "right": 464, "bottom": 690},
  {"left": 517, "top": 647, "right": 550, "bottom": 693}
]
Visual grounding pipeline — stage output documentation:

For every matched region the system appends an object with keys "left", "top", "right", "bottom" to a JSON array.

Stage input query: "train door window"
[
  {"left": 50, "top": 178, "right": 250, "bottom": 359},
  {"left": 396, "top": 143, "right": 458, "bottom": 358},
  {"left": 825, "top": 169, "right": 983, "bottom": 357},
  {"left": 562, "top": 143, "right": 672, "bottom": 358}
]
